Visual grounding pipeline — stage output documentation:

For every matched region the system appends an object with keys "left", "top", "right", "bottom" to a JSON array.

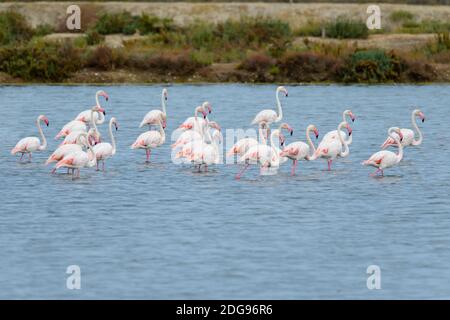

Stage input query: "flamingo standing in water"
[
  {"left": 55, "top": 132, "right": 97, "bottom": 179},
  {"left": 280, "top": 124, "right": 319, "bottom": 176},
  {"left": 381, "top": 109, "right": 425, "bottom": 149},
  {"left": 131, "top": 118, "right": 165, "bottom": 163},
  {"left": 227, "top": 122, "right": 268, "bottom": 158},
  {"left": 93, "top": 117, "right": 118, "bottom": 171},
  {"left": 311, "top": 121, "right": 352, "bottom": 171},
  {"left": 188, "top": 124, "right": 222, "bottom": 172},
  {"left": 236, "top": 123, "right": 291, "bottom": 179},
  {"left": 178, "top": 102, "right": 211, "bottom": 133},
  {"left": 322, "top": 109, "right": 355, "bottom": 144},
  {"left": 363, "top": 127, "right": 404, "bottom": 176},
  {"left": 11, "top": 115, "right": 49, "bottom": 161},
  {"left": 75, "top": 90, "right": 109, "bottom": 124},
  {"left": 46, "top": 131, "right": 94, "bottom": 173},
  {"left": 139, "top": 88, "right": 168, "bottom": 129},
  {"left": 56, "top": 105, "right": 105, "bottom": 139},
  {"left": 251, "top": 86, "right": 288, "bottom": 135}
]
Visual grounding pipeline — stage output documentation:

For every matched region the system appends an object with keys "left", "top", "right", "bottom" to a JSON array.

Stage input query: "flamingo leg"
[
  {"left": 29, "top": 153, "right": 32, "bottom": 161},
  {"left": 291, "top": 160, "right": 298, "bottom": 176},
  {"left": 102, "top": 160, "right": 105, "bottom": 171},
  {"left": 51, "top": 167, "right": 56, "bottom": 174},
  {"left": 235, "top": 163, "right": 250, "bottom": 179},
  {"left": 145, "top": 149, "right": 151, "bottom": 163},
  {"left": 204, "top": 164, "right": 208, "bottom": 172},
  {"left": 96, "top": 161, "right": 99, "bottom": 171},
  {"left": 327, "top": 159, "right": 332, "bottom": 171},
  {"left": 370, "top": 168, "right": 384, "bottom": 177},
  {"left": 19, "top": 153, "right": 24, "bottom": 161}
]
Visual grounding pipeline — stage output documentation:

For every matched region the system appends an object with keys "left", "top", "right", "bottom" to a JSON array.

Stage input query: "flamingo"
[
  {"left": 251, "top": 86, "right": 288, "bottom": 132},
  {"left": 280, "top": 124, "right": 319, "bottom": 176},
  {"left": 131, "top": 118, "right": 165, "bottom": 163},
  {"left": 363, "top": 127, "right": 404, "bottom": 176},
  {"left": 178, "top": 102, "right": 211, "bottom": 133},
  {"left": 187, "top": 125, "right": 222, "bottom": 172},
  {"left": 60, "top": 128, "right": 97, "bottom": 146},
  {"left": 322, "top": 109, "right": 356, "bottom": 144},
  {"left": 46, "top": 131, "right": 95, "bottom": 173},
  {"left": 227, "top": 122, "right": 268, "bottom": 158},
  {"left": 75, "top": 90, "right": 109, "bottom": 124},
  {"left": 11, "top": 115, "right": 49, "bottom": 161},
  {"left": 381, "top": 109, "right": 425, "bottom": 149},
  {"left": 236, "top": 124, "right": 288, "bottom": 179},
  {"left": 56, "top": 105, "right": 105, "bottom": 139},
  {"left": 55, "top": 132, "right": 97, "bottom": 179},
  {"left": 93, "top": 117, "right": 118, "bottom": 171},
  {"left": 139, "top": 88, "right": 168, "bottom": 129},
  {"left": 311, "top": 121, "right": 352, "bottom": 171}
]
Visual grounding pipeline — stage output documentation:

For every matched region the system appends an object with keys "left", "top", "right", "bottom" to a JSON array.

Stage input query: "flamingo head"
[
  {"left": 393, "top": 127, "right": 403, "bottom": 142},
  {"left": 345, "top": 123, "right": 353, "bottom": 136},
  {"left": 203, "top": 101, "right": 212, "bottom": 114},
  {"left": 345, "top": 109, "right": 356, "bottom": 122},
  {"left": 312, "top": 126, "right": 319, "bottom": 139},
  {"left": 98, "top": 90, "right": 109, "bottom": 101},
  {"left": 416, "top": 110, "right": 425, "bottom": 123},
  {"left": 94, "top": 105, "right": 106, "bottom": 115},
  {"left": 163, "top": 88, "right": 168, "bottom": 101},
  {"left": 278, "top": 86, "right": 288, "bottom": 97},
  {"left": 280, "top": 123, "right": 294, "bottom": 136},
  {"left": 112, "top": 118, "right": 119, "bottom": 131},
  {"left": 39, "top": 115, "right": 49, "bottom": 126}
]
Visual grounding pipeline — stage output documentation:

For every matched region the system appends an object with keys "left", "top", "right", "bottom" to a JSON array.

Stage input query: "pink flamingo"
[
  {"left": 56, "top": 105, "right": 105, "bottom": 139},
  {"left": 55, "top": 132, "right": 97, "bottom": 179},
  {"left": 227, "top": 122, "right": 268, "bottom": 158},
  {"left": 11, "top": 115, "right": 49, "bottom": 162},
  {"left": 322, "top": 109, "right": 355, "bottom": 145},
  {"left": 187, "top": 125, "right": 222, "bottom": 172},
  {"left": 131, "top": 118, "right": 165, "bottom": 163},
  {"left": 92, "top": 117, "right": 118, "bottom": 171},
  {"left": 381, "top": 109, "right": 425, "bottom": 149},
  {"left": 139, "top": 88, "right": 168, "bottom": 129},
  {"left": 75, "top": 90, "right": 109, "bottom": 124},
  {"left": 251, "top": 86, "right": 288, "bottom": 133},
  {"left": 311, "top": 121, "right": 352, "bottom": 171},
  {"left": 178, "top": 102, "right": 211, "bottom": 133},
  {"left": 363, "top": 127, "right": 404, "bottom": 176},
  {"left": 280, "top": 124, "right": 319, "bottom": 176}
]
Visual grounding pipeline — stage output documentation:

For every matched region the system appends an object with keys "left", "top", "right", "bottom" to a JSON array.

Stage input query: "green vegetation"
[
  {"left": 0, "top": 10, "right": 447, "bottom": 83},
  {"left": 389, "top": 10, "right": 415, "bottom": 23},
  {"left": 325, "top": 17, "right": 368, "bottom": 39}
]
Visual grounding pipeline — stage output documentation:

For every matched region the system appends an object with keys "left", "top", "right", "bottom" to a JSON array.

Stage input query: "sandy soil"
[{"left": 1, "top": 2, "right": 450, "bottom": 29}]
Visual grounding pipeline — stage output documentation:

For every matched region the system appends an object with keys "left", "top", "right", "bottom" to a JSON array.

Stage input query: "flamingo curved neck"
[
  {"left": 37, "top": 118, "right": 47, "bottom": 150},
  {"left": 109, "top": 119, "right": 116, "bottom": 155},
  {"left": 258, "top": 124, "right": 267, "bottom": 145},
  {"left": 338, "top": 123, "right": 349, "bottom": 157},
  {"left": 275, "top": 88, "right": 283, "bottom": 122},
  {"left": 389, "top": 128, "right": 403, "bottom": 162},
  {"left": 411, "top": 111, "right": 423, "bottom": 146},
  {"left": 305, "top": 126, "right": 316, "bottom": 158},
  {"left": 161, "top": 90, "right": 167, "bottom": 115},
  {"left": 86, "top": 137, "right": 96, "bottom": 167}
]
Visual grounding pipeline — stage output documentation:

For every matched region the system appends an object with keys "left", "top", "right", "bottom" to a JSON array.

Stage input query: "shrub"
[
  {"left": 340, "top": 50, "right": 403, "bottom": 83},
  {"left": 277, "top": 51, "right": 342, "bottom": 82},
  {"left": 325, "top": 17, "right": 368, "bottom": 39},
  {"left": 85, "top": 29, "right": 105, "bottom": 45},
  {"left": 390, "top": 10, "right": 415, "bottom": 23},
  {"left": 137, "top": 14, "right": 174, "bottom": 35},
  {"left": 86, "top": 45, "right": 127, "bottom": 71},
  {"left": 402, "top": 59, "right": 436, "bottom": 82},
  {"left": 0, "top": 41, "right": 82, "bottom": 81},
  {"left": 295, "top": 20, "right": 323, "bottom": 37},
  {"left": 0, "top": 11, "right": 34, "bottom": 45},
  {"left": 33, "top": 24, "right": 54, "bottom": 37},
  {"left": 94, "top": 12, "right": 138, "bottom": 35}
]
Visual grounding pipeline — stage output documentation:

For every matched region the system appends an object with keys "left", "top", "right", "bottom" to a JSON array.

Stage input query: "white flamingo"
[
  {"left": 236, "top": 124, "right": 288, "bottom": 179},
  {"left": 139, "top": 88, "right": 168, "bottom": 129},
  {"left": 322, "top": 109, "right": 355, "bottom": 145},
  {"left": 188, "top": 126, "right": 222, "bottom": 172},
  {"left": 363, "top": 127, "right": 404, "bottom": 176},
  {"left": 227, "top": 122, "right": 268, "bottom": 158},
  {"left": 131, "top": 118, "right": 165, "bottom": 162},
  {"left": 56, "top": 105, "right": 105, "bottom": 139},
  {"left": 93, "top": 117, "right": 118, "bottom": 171},
  {"left": 178, "top": 102, "right": 211, "bottom": 133},
  {"left": 311, "top": 121, "right": 352, "bottom": 171},
  {"left": 280, "top": 124, "right": 319, "bottom": 176},
  {"left": 251, "top": 86, "right": 288, "bottom": 131},
  {"left": 75, "top": 90, "right": 109, "bottom": 124},
  {"left": 11, "top": 115, "right": 49, "bottom": 161},
  {"left": 55, "top": 132, "right": 97, "bottom": 179},
  {"left": 381, "top": 109, "right": 425, "bottom": 149}
]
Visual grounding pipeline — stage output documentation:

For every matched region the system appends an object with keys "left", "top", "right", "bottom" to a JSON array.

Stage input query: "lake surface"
[{"left": 0, "top": 84, "right": 449, "bottom": 299}]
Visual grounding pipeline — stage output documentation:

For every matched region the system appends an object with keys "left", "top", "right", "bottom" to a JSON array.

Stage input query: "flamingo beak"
[
  {"left": 347, "top": 125, "right": 352, "bottom": 136},
  {"left": 290, "top": 128, "right": 293, "bottom": 136},
  {"left": 422, "top": 118, "right": 425, "bottom": 123},
  {"left": 45, "top": 119, "right": 49, "bottom": 126},
  {"left": 314, "top": 129, "right": 319, "bottom": 139}
]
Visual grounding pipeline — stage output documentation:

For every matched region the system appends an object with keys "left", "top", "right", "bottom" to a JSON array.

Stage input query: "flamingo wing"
[{"left": 251, "top": 110, "right": 277, "bottom": 125}]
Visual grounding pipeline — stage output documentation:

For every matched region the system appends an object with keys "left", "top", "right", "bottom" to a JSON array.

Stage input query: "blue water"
[{"left": 0, "top": 84, "right": 449, "bottom": 299}]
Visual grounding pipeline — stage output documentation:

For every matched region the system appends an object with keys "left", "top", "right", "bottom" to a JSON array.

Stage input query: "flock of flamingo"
[{"left": 10, "top": 87, "right": 426, "bottom": 180}]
